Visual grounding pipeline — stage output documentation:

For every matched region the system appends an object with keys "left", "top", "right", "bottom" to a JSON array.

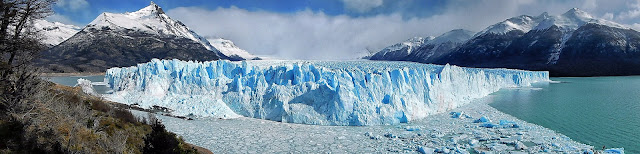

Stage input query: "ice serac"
[{"left": 104, "top": 59, "right": 549, "bottom": 126}]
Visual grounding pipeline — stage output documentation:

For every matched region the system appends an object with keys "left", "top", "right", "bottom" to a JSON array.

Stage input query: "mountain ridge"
[
  {"left": 33, "top": 19, "right": 81, "bottom": 46},
  {"left": 370, "top": 8, "right": 640, "bottom": 77}
]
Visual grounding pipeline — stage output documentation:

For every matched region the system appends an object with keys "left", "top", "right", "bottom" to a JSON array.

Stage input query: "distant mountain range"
[
  {"left": 37, "top": 2, "right": 257, "bottom": 73},
  {"left": 371, "top": 8, "right": 640, "bottom": 76},
  {"left": 33, "top": 19, "right": 81, "bottom": 47}
]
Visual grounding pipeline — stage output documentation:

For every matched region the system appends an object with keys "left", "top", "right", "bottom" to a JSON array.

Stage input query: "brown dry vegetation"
[
  {"left": 0, "top": 1, "right": 209, "bottom": 153},
  {"left": 0, "top": 82, "right": 203, "bottom": 153}
]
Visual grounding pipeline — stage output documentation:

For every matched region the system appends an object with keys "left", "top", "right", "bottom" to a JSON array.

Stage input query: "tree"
[{"left": 0, "top": 0, "right": 55, "bottom": 116}]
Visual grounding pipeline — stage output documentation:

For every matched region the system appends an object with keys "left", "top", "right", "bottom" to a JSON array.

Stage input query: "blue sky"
[
  {"left": 50, "top": 0, "right": 640, "bottom": 59},
  {"left": 53, "top": 0, "right": 447, "bottom": 26}
]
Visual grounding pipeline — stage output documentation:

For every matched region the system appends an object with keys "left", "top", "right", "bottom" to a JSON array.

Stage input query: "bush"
[
  {"left": 112, "top": 108, "right": 137, "bottom": 124},
  {"left": 143, "top": 115, "right": 197, "bottom": 154},
  {"left": 90, "top": 100, "right": 111, "bottom": 112}
]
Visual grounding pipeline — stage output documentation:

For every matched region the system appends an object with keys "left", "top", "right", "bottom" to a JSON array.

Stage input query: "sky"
[{"left": 50, "top": 0, "right": 640, "bottom": 60}]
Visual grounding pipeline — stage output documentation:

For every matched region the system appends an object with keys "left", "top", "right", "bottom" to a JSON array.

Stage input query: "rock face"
[
  {"left": 37, "top": 2, "right": 225, "bottom": 73},
  {"left": 372, "top": 8, "right": 640, "bottom": 77}
]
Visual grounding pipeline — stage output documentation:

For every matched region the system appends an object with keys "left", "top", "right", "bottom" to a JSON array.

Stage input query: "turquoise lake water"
[{"left": 488, "top": 77, "right": 640, "bottom": 153}]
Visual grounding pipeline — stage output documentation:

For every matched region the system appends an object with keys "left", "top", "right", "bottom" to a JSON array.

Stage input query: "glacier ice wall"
[{"left": 104, "top": 59, "right": 549, "bottom": 126}]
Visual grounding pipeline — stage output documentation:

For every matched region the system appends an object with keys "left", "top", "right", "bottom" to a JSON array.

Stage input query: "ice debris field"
[
  {"left": 104, "top": 59, "right": 549, "bottom": 126},
  {"left": 129, "top": 98, "right": 599, "bottom": 153}
]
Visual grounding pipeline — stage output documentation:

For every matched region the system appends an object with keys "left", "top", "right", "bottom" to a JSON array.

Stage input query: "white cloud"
[
  {"left": 169, "top": 7, "right": 441, "bottom": 60},
  {"left": 46, "top": 14, "right": 82, "bottom": 27},
  {"left": 617, "top": 0, "right": 640, "bottom": 20},
  {"left": 603, "top": 12, "right": 614, "bottom": 20},
  {"left": 56, "top": 0, "right": 89, "bottom": 12},
  {"left": 581, "top": 0, "right": 597, "bottom": 10},
  {"left": 167, "top": 0, "right": 552, "bottom": 60},
  {"left": 165, "top": 0, "right": 640, "bottom": 60},
  {"left": 341, "top": 0, "right": 383, "bottom": 13}
]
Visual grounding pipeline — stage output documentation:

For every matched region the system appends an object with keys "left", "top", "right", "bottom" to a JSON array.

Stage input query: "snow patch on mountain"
[
  {"left": 207, "top": 38, "right": 258, "bottom": 60},
  {"left": 370, "top": 29, "right": 474, "bottom": 60},
  {"left": 103, "top": 59, "right": 549, "bottom": 126},
  {"left": 534, "top": 8, "right": 626, "bottom": 31},
  {"left": 427, "top": 29, "right": 475, "bottom": 45},
  {"left": 396, "top": 37, "right": 430, "bottom": 54},
  {"left": 33, "top": 19, "right": 80, "bottom": 46},
  {"left": 477, "top": 8, "right": 628, "bottom": 36},
  {"left": 86, "top": 2, "right": 215, "bottom": 51},
  {"left": 477, "top": 15, "right": 538, "bottom": 36}
]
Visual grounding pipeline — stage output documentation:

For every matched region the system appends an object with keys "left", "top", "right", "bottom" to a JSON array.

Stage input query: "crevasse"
[{"left": 104, "top": 59, "right": 549, "bottom": 126}]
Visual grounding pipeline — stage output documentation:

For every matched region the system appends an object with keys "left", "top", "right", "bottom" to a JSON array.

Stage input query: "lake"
[
  {"left": 43, "top": 75, "right": 111, "bottom": 94},
  {"left": 488, "top": 76, "right": 640, "bottom": 153}
]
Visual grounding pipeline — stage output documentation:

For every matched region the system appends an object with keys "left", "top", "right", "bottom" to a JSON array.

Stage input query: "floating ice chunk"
[
  {"left": 488, "top": 143, "right": 511, "bottom": 151},
  {"left": 514, "top": 141, "right": 528, "bottom": 150},
  {"left": 384, "top": 132, "right": 397, "bottom": 138},
  {"left": 469, "top": 139, "right": 479, "bottom": 146},
  {"left": 418, "top": 146, "right": 434, "bottom": 154},
  {"left": 76, "top": 78, "right": 98, "bottom": 96},
  {"left": 405, "top": 126, "right": 421, "bottom": 131},
  {"left": 474, "top": 116, "right": 491, "bottom": 123},
  {"left": 364, "top": 132, "right": 372, "bottom": 137},
  {"left": 499, "top": 120, "right": 520, "bottom": 128},
  {"left": 583, "top": 149, "right": 594, "bottom": 154},
  {"left": 480, "top": 122, "right": 500, "bottom": 128},
  {"left": 450, "top": 111, "right": 466, "bottom": 119},
  {"left": 434, "top": 147, "right": 450, "bottom": 153},
  {"left": 604, "top": 148, "right": 624, "bottom": 154}
]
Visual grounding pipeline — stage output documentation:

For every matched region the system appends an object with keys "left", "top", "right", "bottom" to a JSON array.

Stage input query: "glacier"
[{"left": 103, "top": 59, "right": 548, "bottom": 126}]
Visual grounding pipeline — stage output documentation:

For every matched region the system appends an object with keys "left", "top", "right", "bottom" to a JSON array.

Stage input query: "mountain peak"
[
  {"left": 562, "top": 8, "right": 592, "bottom": 19},
  {"left": 135, "top": 1, "right": 165, "bottom": 15},
  {"left": 34, "top": 19, "right": 81, "bottom": 46},
  {"left": 428, "top": 29, "right": 475, "bottom": 45},
  {"left": 538, "top": 12, "right": 550, "bottom": 18},
  {"left": 86, "top": 2, "right": 215, "bottom": 51}
]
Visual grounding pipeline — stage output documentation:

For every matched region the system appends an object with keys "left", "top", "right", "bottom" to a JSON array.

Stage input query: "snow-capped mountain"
[
  {"left": 207, "top": 38, "right": 259, "bottom": 60},
  {"left": 429, "top": 29, "right": 476, "bottom": 45},
  {"left": 369, "top": 36, "right": 433, "bottom": 61},
  {"left": 370, "top": 29, "right": 474, "bottom": 62},
  {"left": 87, "top": 1, "right": 215, "bottom": 51},
  {"left": 373, "top": 8, "right": 640, "bottom": 76},
  {"left": 37, "top": 2, "right": 226, "bottom": 73},
  {"left": 33, "top": 19, "right": 81, "bottom": 46},
  {"left": 475, "top": 8, "right": 626, "bottom": 37}
]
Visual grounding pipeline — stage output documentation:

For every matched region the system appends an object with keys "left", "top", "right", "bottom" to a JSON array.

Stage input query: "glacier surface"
[{"left": 104, "top": 59, "right": 548, "bottom": 126}]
